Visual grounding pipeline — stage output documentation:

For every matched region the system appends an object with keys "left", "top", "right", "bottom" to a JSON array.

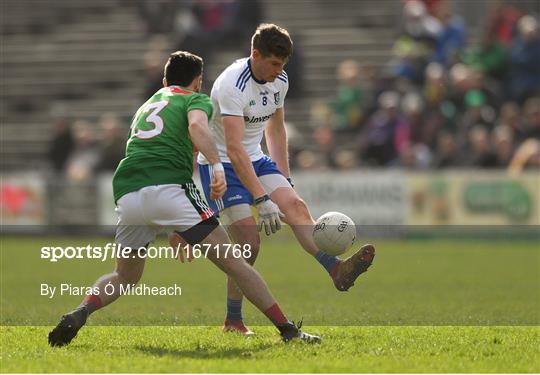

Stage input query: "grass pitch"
[
  {"left": 1, "top": 232, "right": 539, "bottom": 372},
  {"left": 1, "top": 326, "right": 538, "bottom": 373}
]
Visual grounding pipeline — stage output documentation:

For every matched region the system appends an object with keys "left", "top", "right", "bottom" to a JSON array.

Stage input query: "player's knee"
[
  {"left": 120, "top": 271, "right": 142, "bottom": 285},
  {"left": 116, "top": 265, "right": 143, "bottom": 285},
  {"left": 286, "top": 196, "right": 310, "bottom": 218}
]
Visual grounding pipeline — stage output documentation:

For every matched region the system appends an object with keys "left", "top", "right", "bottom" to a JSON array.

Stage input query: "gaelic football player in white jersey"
[{"left": 175, "top": 24, "right": 375, "bottom": 335}]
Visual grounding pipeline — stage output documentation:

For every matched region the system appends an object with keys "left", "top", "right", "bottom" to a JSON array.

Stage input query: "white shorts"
[{"left": 115, "top": 184, "right": 214, "bottom": 249}]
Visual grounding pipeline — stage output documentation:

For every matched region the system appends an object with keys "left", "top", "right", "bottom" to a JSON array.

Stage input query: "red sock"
[
  {"left": 264, "top": 303, "right": 288, "bottom": 326},
  {"left": 81, "top": 294, "right": 102, "bottom": 314}
]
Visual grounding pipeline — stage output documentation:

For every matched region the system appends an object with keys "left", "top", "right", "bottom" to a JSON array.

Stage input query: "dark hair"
[
  {"left": 251, "top": 23, "right": 293, "bottom": 59},
  {"left": 163, "top": 51, "right": 203, "bottom": 87}
]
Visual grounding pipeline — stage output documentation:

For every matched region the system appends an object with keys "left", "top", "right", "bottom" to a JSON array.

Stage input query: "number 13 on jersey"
[{"left": 131, "top": 100, "right": 169, "bottom": 139}]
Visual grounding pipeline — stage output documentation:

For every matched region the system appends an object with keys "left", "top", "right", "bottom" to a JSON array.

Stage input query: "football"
[{"left": 313, "top": 212, "right": 356, "bottom": 256}]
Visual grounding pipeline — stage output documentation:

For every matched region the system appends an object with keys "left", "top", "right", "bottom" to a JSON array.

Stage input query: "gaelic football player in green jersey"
[{"left": 48, "top": 51, "right": 320, "bottom": 346}]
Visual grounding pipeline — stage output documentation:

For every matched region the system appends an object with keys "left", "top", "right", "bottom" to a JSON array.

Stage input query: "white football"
[{"left": 313, "top": 212, "right": 356, "bottom": 256}]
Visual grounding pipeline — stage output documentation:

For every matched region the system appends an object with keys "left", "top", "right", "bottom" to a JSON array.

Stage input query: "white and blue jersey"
[{"left": 197, "top": 57, "right": 289, "bottom": 211}]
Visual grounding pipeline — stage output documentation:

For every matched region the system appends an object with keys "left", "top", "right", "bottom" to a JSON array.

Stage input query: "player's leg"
[
  {"left": 49, "top": 190, "right": 156, "bottom": 347},
  {"left": 198, "top": 162, "right": 260, "bottom": 334},
  {"left": 169, "top": 206, "right": 259, "bottom": 335},
  {"left": 175, "top": 217, "right": 319, "bottom": 343},
  {"left": 262, "top": 174, "right": 375, "bottom": 292},
  {"left": 220, "top": 205, "right": 260, "bottom": 334}
]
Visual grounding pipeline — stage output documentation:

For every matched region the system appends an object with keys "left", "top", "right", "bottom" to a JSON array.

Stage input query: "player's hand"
[
  {"left": 254, "top": 194, "right": 284, "bottom": 236},
  {"left": 168, "top": 232, "right": 193, "bottom": 263},
  {"left": 210, "top": 163, "right": 226, "bottom": 200}
]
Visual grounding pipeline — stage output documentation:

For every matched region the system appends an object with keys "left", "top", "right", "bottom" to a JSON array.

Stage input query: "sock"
[
  {"left": 80, "top": 294, "right": 102, "bottom": 314},
  {"left": 315, "top": 251, "right": 340, "bottom": 275},
  {"left": 226, "top": 298, "right": 243, "bottom": 321},
  {"left": 264, "top": 303, "right": 288, "bottom": 326}
]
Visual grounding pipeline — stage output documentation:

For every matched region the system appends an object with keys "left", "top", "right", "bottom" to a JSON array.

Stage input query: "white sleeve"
[
  {"left": 277, "top": 80, "right": 289, "bottom": 109},
  {"left": 216, "top": 83, "right": 247, "bottom": 117}
]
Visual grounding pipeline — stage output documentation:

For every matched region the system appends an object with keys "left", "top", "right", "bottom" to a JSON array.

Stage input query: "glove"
[{"left": 254, "top": 194, "right": 283, "bottom": 235}]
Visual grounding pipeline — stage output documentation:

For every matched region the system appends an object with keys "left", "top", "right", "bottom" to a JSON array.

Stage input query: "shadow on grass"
[{"left": 135, "top": 342, "right": 275, "bottom": 359}]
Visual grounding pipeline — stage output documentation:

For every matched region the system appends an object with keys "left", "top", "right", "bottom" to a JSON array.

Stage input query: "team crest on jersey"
[
  {"left": 249, "top": 100, "right": 256, "bottom": 106},
  {"left": 274, "top": 92, "right": 280, "bottom": 105}
]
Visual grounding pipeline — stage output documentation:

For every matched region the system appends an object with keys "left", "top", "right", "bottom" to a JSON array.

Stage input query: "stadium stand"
[{"left": 1, "top": 0, "right": 399, "bottom": 171}]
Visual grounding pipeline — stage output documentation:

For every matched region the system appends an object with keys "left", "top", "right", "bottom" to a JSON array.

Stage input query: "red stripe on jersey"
[
  {"left": 200, "top": 209, "right": 214, "bottom": 220},
  {"left": 170, "top": 87, "right": 191, "bottom": 95}
]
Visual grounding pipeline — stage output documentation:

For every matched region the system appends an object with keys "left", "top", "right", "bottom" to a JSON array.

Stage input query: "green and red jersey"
[{"left": 113, "top": 86, "right": 213, "bottom": 203}]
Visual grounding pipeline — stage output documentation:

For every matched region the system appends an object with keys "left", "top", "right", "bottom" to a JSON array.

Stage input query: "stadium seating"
[{"left": 1, "top": 0, "right": 399, "bottom": 171}]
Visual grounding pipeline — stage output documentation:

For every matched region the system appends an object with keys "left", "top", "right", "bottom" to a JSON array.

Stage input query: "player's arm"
[
  {"left": 188, "top": 109, "right": 226, "bottom": 199},
  {"left": 223, "top": 115, "right": 266, "bottom": 199},
  {"left": 265, "top": 107, "right": 290, "bottom": 179},
  {"left": 224, "top": 115, "right": 282, "bottom": 234}
]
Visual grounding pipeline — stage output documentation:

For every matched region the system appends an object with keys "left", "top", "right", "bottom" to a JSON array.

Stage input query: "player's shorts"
[
  {"left": 198, "top": 155, "right": 289, "bottom": 214},
  {"left": 115, "top": 183, "right": 217, "bottom": 249}
]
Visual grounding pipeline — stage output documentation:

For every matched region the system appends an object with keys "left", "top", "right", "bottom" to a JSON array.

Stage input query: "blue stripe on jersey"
[
  {"left": 240, "top": 73, "right": 251, "bottom": 92},
  {"left": 277, "top": 76, "right": 287, "bottom": 83},
  {"left": 280, "top": 71, "right": 288, "bottom": 78},
  {"left": 235, "top": 66, "right": 250, "bottom": 88}
]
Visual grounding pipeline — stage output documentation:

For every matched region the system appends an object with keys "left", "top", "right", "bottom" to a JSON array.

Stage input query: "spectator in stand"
[
  {"left": 464, "top": 126, "right": 498, "bottom": 168},
  {"left": 432, "top": 1, "right": 466, "bottom": 66},
  {"left": 485, "top": 2, "right": 522, "bottom": 47},
  {"left": 96, "top": 113, "right": 127, "bottom": 172},
  {"left": 360, "top": 91, "right": 408, "bottom": 166},
  {"left": 497, "top": 101, "right": 525, "bottom": 141},
  {"left": 401, "top": 92, "right": 426, "bottom": 148},
  {"left": 143, "top": 35, "right": 169, "bottom": 100},
  {"left": 508, "top": 15, "right": 540, "bottom": 103},
  {"left": 395, "top": 92, "right": 434, "bottom": 169},
  {"left": 399, "top": 143, "right": 432, "bottom": 169},
  {"left": 177, "top": 0, "right": 262, "bottom": 66},
  {"left": 432, "top": 131, "right": 460, "bottom": 168},
  {"left": 401, "top": 0, "right": 442, "bottom": 42},
  {"left": 521, "top": 97, "right": 540, "bottom": 140},
  {"left": 49, "top": 117, "right": 74, "bottom": 173},
  {"left": 457, "top": 89, "right": 496, "bottom": 148},
  {"left": 423, "top": 62, "right": 458, "bottom": 145},
  {"left": 328, "top": 59, "right": 365, "bottom": 133},
  {"left": 463, "top": 28, "right": 508, "bottom": 82},
  {"left": 492, "top": 125, "right": 515, "bottom": 167},
  {"left": 393, "top": 0, "right": 442, "bottom": 83},
  {"left": 309, "top": 100, "right": 335, "bottom": 168},
  {"left": 65, "top": 120, "right": 100, "bottom": 183},
  {"left": 137, "top": 0, "right": 180, "bottom": 35}
]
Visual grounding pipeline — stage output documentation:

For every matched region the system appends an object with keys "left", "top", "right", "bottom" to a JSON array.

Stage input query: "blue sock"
[
  {"left": 226, "top": 298, "right": 243, "bottom": 321},
  {"left": 315, "top": 251, "right": 340, "bottom": 274}
]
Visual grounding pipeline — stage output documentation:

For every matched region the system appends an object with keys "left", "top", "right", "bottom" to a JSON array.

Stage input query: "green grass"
[
  {"left": 1, "top": 232, "right": 539, "bottom": 372},
  {"left": 1, "top": 326, "right": 539, "bottom": 373}
]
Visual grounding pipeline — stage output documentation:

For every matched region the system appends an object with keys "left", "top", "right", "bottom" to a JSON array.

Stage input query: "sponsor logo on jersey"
[
  {"left": 249, "top": 100, "right": 256, "bottom": 106},
  {"left": 227, "top": 194, "right": 243, "bottom": 202},
  {"left": 244, "top": 111, "right": 275, "bottom": 124}
]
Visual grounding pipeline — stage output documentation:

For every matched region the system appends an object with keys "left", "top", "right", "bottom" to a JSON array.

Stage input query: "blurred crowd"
[
  {"left": 306, "top": 0, "right": 540, "bottom": 173},
  {"left": 48, "top": 0, "right": 540, "bottom": 180},
  {"left": 49, "top": 111, "right": 126, "bottom": 182}
]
